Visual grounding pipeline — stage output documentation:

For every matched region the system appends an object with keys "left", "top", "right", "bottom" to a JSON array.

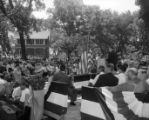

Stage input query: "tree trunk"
[
  {"left": 19, "top": 31, "right": 27, "bottom": 60},
  {"left": 66, "top": 51, "right": 70, "bottom": 75}
]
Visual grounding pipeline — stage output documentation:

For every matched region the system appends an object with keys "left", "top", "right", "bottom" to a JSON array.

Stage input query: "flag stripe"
[
  {"left": 44, "top": 102, "right": 67, "bottom": 115},
  {"left": 47, "top": 92, "right": 68, "bottom": 108},
  {"left": 74, "top": 75, "right": 90, "bottom": 82},
  {"left": 134, "top": 93, "right": 149, "bottom": 103},
  {"left": 82, "top": 87, "right": 115, "bottom": 120},
  {"left": 44, "top": 82, "right": 68, "bottom": 101},
  {"left": 81, "top": 112, "right": 104, "bottom": 120},
  {"left": 113, "top": 92, "right": 149, "bottom": 120},
  {"left": 74, "top": 81, "right": 89, "bottom": 89},
  {"left": 81, "top": 99, "right": 106, "bottom": 119},
  {"left": 48, "top": 82, "right": 68, "bottom": 95},
  {"left": 82, "top": 87, "right": 100, "bottom": 103},
  {"left": 44, "top": 82, "right": 68, "bottom": 116},
  {"left": 101, "top": 88, "right": 149, "bottom": 120},
  {"left": 81, "top": 51, "right": 88, "bottom": 74}
]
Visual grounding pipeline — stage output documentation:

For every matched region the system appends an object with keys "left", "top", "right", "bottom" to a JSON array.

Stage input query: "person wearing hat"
[
  {"left": 13, "top": 63, "right": 22, "bottom": 85},
  {"left": 52, "top": 64, "right": 77, "bottom": 105},
  {"left": 34, "top": 62, "right": 45, "bottom": 75}
]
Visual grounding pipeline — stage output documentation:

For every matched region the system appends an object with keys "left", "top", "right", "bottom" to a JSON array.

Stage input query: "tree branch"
[
  {"left": 0, "top": 0, "right": 7, "bottom": 15},
  {"left": 8, "top": 0, "right": 14, "bottom": 9},
  {"left": 28, "top": 0, "right": 33, "bottom": 11}
]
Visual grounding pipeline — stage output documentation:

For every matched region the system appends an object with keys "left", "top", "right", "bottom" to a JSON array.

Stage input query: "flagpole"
[{"left": 87, "top": 27, "right": 91, "bottom": 73}]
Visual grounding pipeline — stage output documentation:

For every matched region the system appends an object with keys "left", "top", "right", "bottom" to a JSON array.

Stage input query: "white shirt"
[
  {"left": 0, "top": 78, "right": 7, "bottom": 84},
  {"left": 12, "top": 87, "right": 30, "bottom": 102},
  {"left": 12, "top": 87, "right": 22, "bottom": 100},
  {"left": 20, "top": 88, "right": 30, "bottom": 102},
  {"left": 116, "top": 73, "right": 127, "bottom": 85},
  {"left": 0, "top": 79, "right": 7, "bottom": 95},
  {"left": 146, "top": 79, "right": 149, "bottom": 85}
]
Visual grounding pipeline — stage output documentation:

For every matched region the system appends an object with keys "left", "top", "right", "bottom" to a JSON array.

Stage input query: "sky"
[{"left": 33, "top": 0, "right": 140, "bottom": 19}]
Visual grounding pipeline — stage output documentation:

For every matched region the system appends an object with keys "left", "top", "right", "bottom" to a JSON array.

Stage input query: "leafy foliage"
[
  {"left": 0, "top": 0, "right": 45, "bottom": 59},
  {"left": 137, "top": 0, "right": 149, "bottom": 53}
]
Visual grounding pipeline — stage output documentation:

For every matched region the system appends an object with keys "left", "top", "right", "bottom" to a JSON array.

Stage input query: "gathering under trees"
[
  {"left": 0, "top": 0, "right": 148, "bottom": 61},
  {"left": 45, "top": 0, "right": 146, "bottom": 61},
  {"left": 0, "top": 0, "right": 45, "bottom": 59}
]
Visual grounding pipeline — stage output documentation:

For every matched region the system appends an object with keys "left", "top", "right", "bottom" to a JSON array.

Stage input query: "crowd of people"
[
  {"left": 0, "top": 57, "right": 149, "bottom": 120},
  {"left": 0, "top": 58, "right": 77, "bottom": 106},
  {"left": 89, "top": 60, "right": 149, "bottom": 93}
]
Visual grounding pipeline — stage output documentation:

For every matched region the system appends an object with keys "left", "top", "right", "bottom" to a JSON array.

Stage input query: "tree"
[
  {"left": 82, "top": 6, "right": 138, "bottom": 56},
  {"left": 0, "top": 0, "right": 45, "bottom": 59},
  {"left": 137, "top": 0, "right": 149, "bottom": 29},
  {"left": 46, "top": 0, "right": 85, "bottom": 71},
  {"left": 136, "top": 0, "right": 149, "bottom": 53},
  {"left": 0, "top": 12, "right": 11, "bottom": 53},
  {"left": 52, "top": 0, "right": 84, "bottom": 36}
]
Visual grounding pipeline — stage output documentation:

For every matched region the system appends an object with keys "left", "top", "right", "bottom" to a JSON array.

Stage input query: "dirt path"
[{"left": 64, "top": 102, "right": 81, "bottom": 120}]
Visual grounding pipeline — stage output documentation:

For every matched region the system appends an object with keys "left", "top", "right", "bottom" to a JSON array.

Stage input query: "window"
[
  {"left": 26, "top": 39, "right": 30, "bottom": 44},
  {"left": 36, "top": 39, "right": 40, "bottom": 44},
  {"left": 36, "top": 39, "right": 44, "bottom": 45},
  {"left": 40, "top": 40, "right": 43, "bottom": 44},
  {"left": 45, "top": 39, "right": 48, "bottom": 44},
  {"left": 31, "top": 39, "right": 34, "bottom": 44},
  {"left": 26, "top": 39, "right": 34, "bottom": 45}
]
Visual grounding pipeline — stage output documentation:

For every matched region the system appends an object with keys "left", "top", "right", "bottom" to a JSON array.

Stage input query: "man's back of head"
[
  {"left": 60, "top": 64, "right": 66, "bottom": 72},
  {"left": 105, "top": 63, "right": 114, "bottom": 73}
]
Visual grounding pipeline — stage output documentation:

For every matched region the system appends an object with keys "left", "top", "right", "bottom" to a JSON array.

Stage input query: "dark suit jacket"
[
  {"left": 52, "top": 71, "right": 73, "bottom": 87},
  {"left": 94, "top": 73, "right": 118, "bottom": 87}
]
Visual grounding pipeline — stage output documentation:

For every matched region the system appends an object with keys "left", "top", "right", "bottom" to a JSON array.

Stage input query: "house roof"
[
  {"left": 14, "top": 30, "right": 50, "bottom": 39},
  {"left": 29, "top": 31, "right": 50, "bottom": 39}
]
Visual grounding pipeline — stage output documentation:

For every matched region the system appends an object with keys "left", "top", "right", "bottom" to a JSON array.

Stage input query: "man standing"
[
  {"left": 94, "top": 63, "right": 118, "bottom": 87},
  {"left": 52, "top": 64, "right": 77, "bottom": 105}
]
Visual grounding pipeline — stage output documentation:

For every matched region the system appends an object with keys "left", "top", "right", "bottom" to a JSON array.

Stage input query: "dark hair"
[
  {"left": 106, "top": 63, "right": 114, "bottom": 71},
  {"left": 138, "top": 61, "right": 147, "bottom": 69},
  {"left": 98, "top": 65, "right": 105, "bottom": 72},
  {"left": 60, "top": 64, "right": 65, "bottom": 71},
  {"left": 117, "top": 62, "right": 128, "bottom": 72},
  {"left": 8, "top": 68, "right": 13, "bottom": 72},
  {"left": 42, "top": 72, "right": 48, "bottom": 78}
]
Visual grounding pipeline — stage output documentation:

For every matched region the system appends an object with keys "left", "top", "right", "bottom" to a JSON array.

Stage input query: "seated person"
[
  {"left": 4, "top": 68, "right": 14, "bottom": 82},
  {"left": 135, "top": 66, "right": 149, "bottom": 93},
  {"left": 147, "top": 79, "right": 149, "bottom": 85},
  {"left": 12, "top": 82, "right": 30, "bottom": 102},
  {"left": 89, "top": 65, "right": 105, "bottom": 86},
  {"left": 137, "top": 62, "right": 148, "bottom": 81},
  {"left": 94, "top": 63, "right": 118, "bottom": 87},
  {"left": 116, "top": 63, "right": 128, "bottom": 85},
  {"left": 109, "top": 68, "right": 149, "bottom": 93},
  {"left": 0, "top": 78, "right": 7, "bottom": 96}
]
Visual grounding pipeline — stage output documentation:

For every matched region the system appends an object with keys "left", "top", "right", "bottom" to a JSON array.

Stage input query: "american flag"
[
  {"left": 80, "top": 50, "right": 93, "bottom": 74},
  {"left": 81, "top": 86, "right": 149, "bottom": 120}
]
